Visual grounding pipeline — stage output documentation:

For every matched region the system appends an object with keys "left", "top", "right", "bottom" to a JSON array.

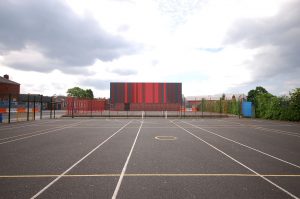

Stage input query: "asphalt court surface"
[{"left": 0, "top": 117, "right": 299, "bottom": 198}]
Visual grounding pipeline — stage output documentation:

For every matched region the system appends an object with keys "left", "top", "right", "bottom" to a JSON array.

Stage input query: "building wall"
[
  {"left": 110, "top": 82, "right": 182, "bottom": 111},
  {"left": 0, "top": 83, "right": 20, "bottom": 99}
]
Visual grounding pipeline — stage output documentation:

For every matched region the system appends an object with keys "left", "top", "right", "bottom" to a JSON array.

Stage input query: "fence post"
[
  {"left": 72, "top": 97, "right": 74, "bottom": 118},
  {"left": 27, "top": 94, "right": 30, "bottom": 121},
  {"left": 90, "top": 99, "right": 93, "bottom": 117},
  {"left": 109, "top": 100, "right": 111, "bottom": 118},
  {"left": 238, "top": 99, "right": 241, "bottom": 119},
  {"left": 184, "top": 97, "right": 185, "bottom": 119},
  {"left": 201, "top": 98, "right": 204, "bottom": 118},
  {"left": 219, "top": 98, "right": 222, "bottom": 116},
  {"left": 50, "top": 97, "right": 53, "bottom": 119},
  {"left": 33, "top": 96, "right": 36, "bottom": 120},
  {"left": 252, "top": 104, "right": 255, "bottom": 118},
  {"left": 8, "top": 94, "right": 12, "bottom": 123},
  {"left": 54, "top": 98, "right": 56, "bottom": 119},
  {"left": 40, "top": 95, "right": 43, "bottom": 120}
]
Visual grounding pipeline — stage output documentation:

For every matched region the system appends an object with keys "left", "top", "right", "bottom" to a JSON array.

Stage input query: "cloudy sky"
[{"left": 0, "top": 0, "right": 299, "bottom": 98}]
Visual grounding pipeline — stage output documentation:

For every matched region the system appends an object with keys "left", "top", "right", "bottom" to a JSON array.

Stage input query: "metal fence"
[
  {"left": 64, "top": 97, "right": 252, "bottom": 118},
  {"left": 192, "top": 98, "right": 253, "bottom": 118},
  {"left": 1, "top": 95, "right": 253, "bottom": 122},
  {"left": 0, "top": 94, "right": 62, "bottom": 123}
]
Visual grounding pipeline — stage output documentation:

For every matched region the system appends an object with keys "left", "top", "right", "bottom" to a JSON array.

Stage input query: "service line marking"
[
  {"left": 1, "top": 173, "right": 300, "bottom": 178},
  {"left": 172, "top": 121, "right": 299, "bottom": 199},
  {"left": 30, "top": 120, "right": 132, "bottom": 199},
  {"left": 182, "top": 121, "right": 300, "bottom": 169},
  {"left": 112, "top": 120, "right": 143, "bottom": 199}
]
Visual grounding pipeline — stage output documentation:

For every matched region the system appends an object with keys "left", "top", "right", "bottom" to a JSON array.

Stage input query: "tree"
[
  {"left": 247, "top": 86, "right": 269, "bottom": 104},
  {"left": 245, "top": 87, "right": 300, "bottom": 121},
  {"left": 221, "top": 93, "right": 226, "bottom": 100},
  {"left": 85, "top": 89, "right": 94, "bottom": 99},
  {"left": 289, "top": 88, "right": 300, "bottom": 120},
  {"left": 67, "top": 87, "right": 94, "bottom": 99}
]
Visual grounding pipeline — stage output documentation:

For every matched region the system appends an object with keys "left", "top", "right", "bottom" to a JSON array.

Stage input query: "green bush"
[
  {"left": 254, "top": 88, "right": 300, "bottom": 121},
  {"left": 195, "top": 88, "right": 299, "bottom": 121}
]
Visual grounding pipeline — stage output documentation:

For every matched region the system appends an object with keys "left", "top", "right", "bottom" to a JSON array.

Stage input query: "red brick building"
[{"left": 0, "top": 74, "right": 20, "bottom": 100}]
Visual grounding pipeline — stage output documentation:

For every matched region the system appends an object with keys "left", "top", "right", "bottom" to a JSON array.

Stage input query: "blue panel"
[{"left": 242, "top": 101, "right": 252, "bottom": 117}]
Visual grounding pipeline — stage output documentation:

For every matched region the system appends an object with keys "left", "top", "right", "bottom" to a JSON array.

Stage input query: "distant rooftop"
[{"left": 0, "top": 75, "right": 20, "bottom": 85}]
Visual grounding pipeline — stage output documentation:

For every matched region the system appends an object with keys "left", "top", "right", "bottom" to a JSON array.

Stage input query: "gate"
[{"left": 242, "top": 101, "right": 252, "bottom": 117}]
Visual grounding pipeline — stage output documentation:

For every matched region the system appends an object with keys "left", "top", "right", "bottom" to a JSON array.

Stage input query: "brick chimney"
[{"left": 4, "top": 74, "right": 9, "bottom": 80}]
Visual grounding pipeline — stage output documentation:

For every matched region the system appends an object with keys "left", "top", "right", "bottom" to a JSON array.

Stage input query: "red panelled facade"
[{"left": 110, "top": 82, "right": 182, "bottom": 111}]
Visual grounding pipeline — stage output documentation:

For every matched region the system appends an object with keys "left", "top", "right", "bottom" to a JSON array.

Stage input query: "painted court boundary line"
[
  {"left": 112, "top": 120, "right": 143, "bottom": 199},
  {"left": 0, "top": 120, "right": 55, "bottom": 131},
  {"left": 219, "top": 119, "right": 300, "bottom": 138},
  {"left": 182, "top": 121, "right": 300, "bottom": 169},
  {"left": 1, "top": 173, "right": 300, "bottom": 178},
  {"left": 253, "top": 126, "right": 300, "bottom": 138},
  {"left": 30, "top": 120, "right": 132, "bottom": 199},
  {"left": 0, "top": 122, "right": 83, "bottom": 142},
  {"left": 0, "top": 121, "right": 83, "bottom": 145},
  {"left": 172, "top": 121, "right": 299, "bottom": 199}
]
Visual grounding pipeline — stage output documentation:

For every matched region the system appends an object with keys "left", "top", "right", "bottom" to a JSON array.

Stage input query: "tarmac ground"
[{"left": 0, "top": 117, "right": 299, "bottom": 199}]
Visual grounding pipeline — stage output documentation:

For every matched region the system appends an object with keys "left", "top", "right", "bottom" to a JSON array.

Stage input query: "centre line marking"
[
  {"left": 182, "top": 121, "right": 300, "bottom": 169},
  {"left": 171, "top": 121, "right": 299, "bottom": 199},
  {"left": 30, "top": 120, "right": 132, "bottom": 199},
  {"left": 112, "top": 120, "right": 143, "bottom": 199}
]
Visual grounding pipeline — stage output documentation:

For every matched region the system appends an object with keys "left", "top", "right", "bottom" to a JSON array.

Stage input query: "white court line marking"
[
  {"left": 0, "top": 120, "right": 55, "bottom": 131},
  {"left": 254, "top": 126, "right": 300, "bottom": 138},
  {"left": 155, "top": 136, "right": 177, "bottom": 140},
  {"left": 0, "top": 122, "right": 83, "bottom": 145},
  {"left": 0, "top": 122, "right": 83, "bottom": 141},
  {"left": 171, "top": 121, "right": 299, "bottom": 199},
  {"left": 30, "top": 120, "right": 132, "bottom": 199},
  {"left": 220, "top": 120, "right": 300, "bottom": 137},
  {"left": 112, "top": 120, "right": 143, "bottom": 199},
  {"left": 217, "top": 119, "right": 245, "bottom": 126},
  {"left": 182, "top": 121, "right": 300, "bottom": 169},
  {"left": 1, "top": 173, "right": 300, "bottom": 178}
]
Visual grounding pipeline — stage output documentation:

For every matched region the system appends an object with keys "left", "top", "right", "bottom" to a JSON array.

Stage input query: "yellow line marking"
[
  {"left": 1, "top": 174, "right": 299, "bottom": 178},
  {"left": 155, "top": 136, "right": 177, "bottom": 140}
]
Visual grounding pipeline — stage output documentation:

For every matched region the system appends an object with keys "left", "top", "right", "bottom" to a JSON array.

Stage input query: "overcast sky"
[{"left": 0, "top": 0, "right": 299, "bottom": 98}]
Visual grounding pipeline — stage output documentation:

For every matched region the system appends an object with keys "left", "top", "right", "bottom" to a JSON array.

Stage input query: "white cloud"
[{"left": 1, "top": 0, "right": 299, "bottom": 98}]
